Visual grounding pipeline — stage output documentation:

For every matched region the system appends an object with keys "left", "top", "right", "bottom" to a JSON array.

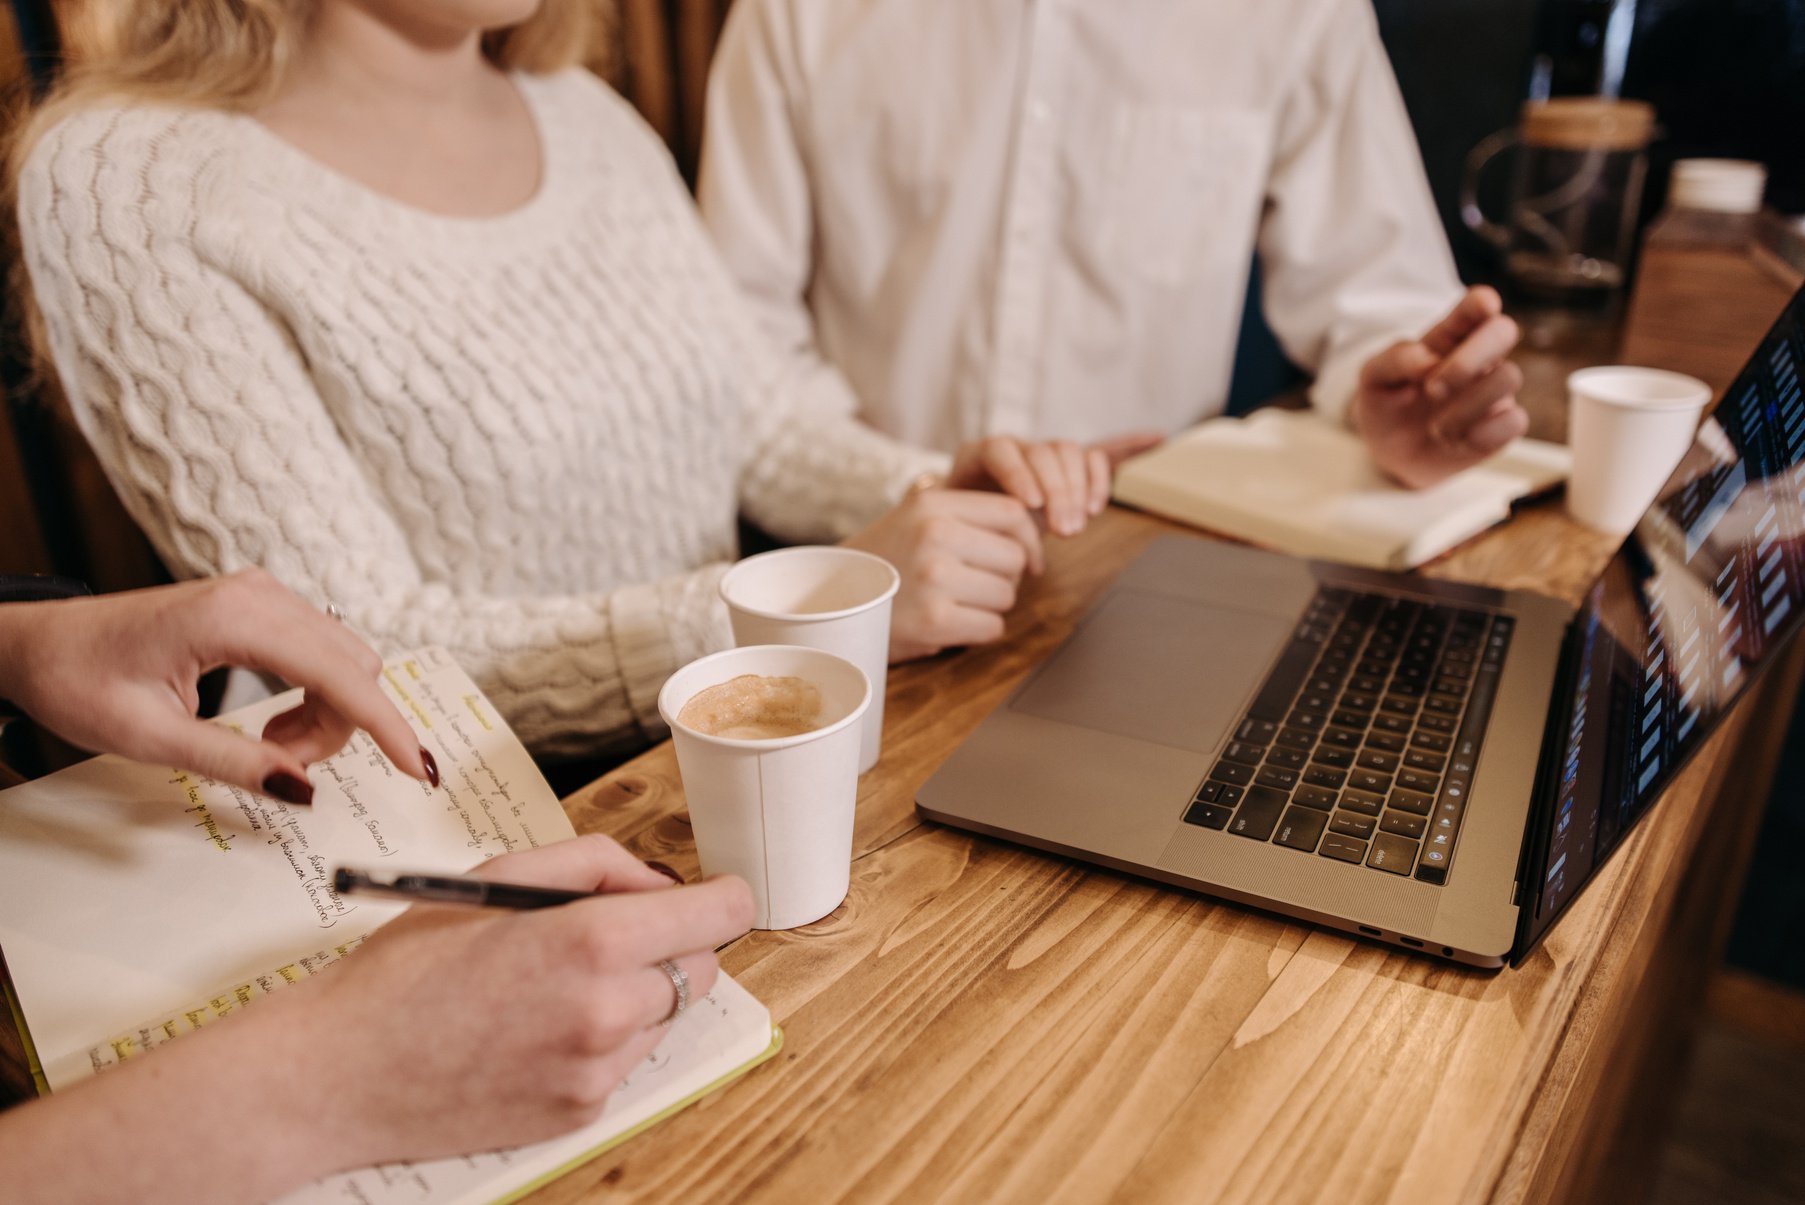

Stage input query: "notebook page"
[{"left": 0, "top": 647, "right": 575, "bottom": 1090}]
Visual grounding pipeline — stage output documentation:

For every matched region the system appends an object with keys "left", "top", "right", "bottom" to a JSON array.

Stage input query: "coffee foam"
[{"left": 676, "top": 674, "right": 825, "bottom": 741}]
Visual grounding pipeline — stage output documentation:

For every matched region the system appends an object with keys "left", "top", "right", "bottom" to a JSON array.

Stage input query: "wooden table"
[
  {"left": 541, "top": 487, "right": 1800, "bottom": 1204},
  {"left": 1, "top": 328, "right": 1794, "bottom": 1203}
]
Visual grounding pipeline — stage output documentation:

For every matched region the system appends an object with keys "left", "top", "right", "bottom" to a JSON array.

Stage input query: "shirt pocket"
[{"left": 1084, "top": 105, "right": 1271, "bottom": 287}]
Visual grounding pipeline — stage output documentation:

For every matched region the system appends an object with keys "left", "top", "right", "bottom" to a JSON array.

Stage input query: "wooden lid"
[{"left": 1520, "top": 98, "right": 1655, "bottom": 151}]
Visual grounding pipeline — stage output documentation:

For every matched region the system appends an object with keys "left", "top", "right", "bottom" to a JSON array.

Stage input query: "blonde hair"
[{"left": 6, "top": 0, "right": 605, "bottom": 401}]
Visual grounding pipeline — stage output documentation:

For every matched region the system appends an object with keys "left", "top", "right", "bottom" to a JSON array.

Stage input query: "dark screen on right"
[{"left": 1523, "top": 287, "right": 1805, "bottom": 951}]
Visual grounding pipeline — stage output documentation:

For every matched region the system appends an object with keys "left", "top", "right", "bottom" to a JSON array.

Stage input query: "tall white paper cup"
[
  {"left": 720, "top": 547, "right": 898, "bottom": 773},
  {"left": 1567, "top": 367, "right": 1712, "bottom": 533},
  {"left": 658, "top": 645, "right": 871, "bottom": 930}
]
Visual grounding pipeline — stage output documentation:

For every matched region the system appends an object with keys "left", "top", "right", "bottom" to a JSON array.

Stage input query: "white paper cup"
[
  {"left": 657, "top": 645, "right": 871, "bottom": 930},
  {"left": 1567, "top": 367, "right": 1712, "bottom": 533},
  {"left": 720, "top": 547, "right": 898, "bottom": 773}
]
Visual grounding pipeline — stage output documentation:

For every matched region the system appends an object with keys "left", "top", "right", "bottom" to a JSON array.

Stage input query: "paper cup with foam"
[
  {"left": 1566, "top": 366, "right": 1712, "bottom": 533},
  {"left": 658, "top": 645, "right": 871, "bottom": 930},
  {"left": 720, "top": 547, "right": 898, "bottom": 773}
]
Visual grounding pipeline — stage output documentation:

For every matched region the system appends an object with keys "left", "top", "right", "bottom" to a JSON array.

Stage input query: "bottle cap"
[{"left": 1670, "top": 159, "right": 1767, "bottom": 214}]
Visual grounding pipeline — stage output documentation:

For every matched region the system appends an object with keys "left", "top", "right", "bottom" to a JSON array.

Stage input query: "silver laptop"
[{"left": 920, "top": 284, "right": 1805, "bottom": 967}]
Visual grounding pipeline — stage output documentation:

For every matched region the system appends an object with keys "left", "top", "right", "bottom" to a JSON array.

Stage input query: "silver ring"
[
  {"left": 326, "top": 602, "right": 347, "bottom": 624},
  {"left": 658, "top": 958, "right": 689, "bottom": 1026}
]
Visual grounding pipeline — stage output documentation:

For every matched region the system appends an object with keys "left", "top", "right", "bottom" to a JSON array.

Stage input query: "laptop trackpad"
[{"left": 1011, "top": 588, "right": 1295, "bottom": 755}]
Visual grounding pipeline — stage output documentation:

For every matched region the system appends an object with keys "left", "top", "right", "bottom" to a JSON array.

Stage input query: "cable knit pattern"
[{"left": 19, "top": 69, "right": 949, "bottom": 758}]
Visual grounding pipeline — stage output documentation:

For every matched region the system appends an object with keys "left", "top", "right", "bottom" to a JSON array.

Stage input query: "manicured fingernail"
[
  {"left": 645, "top": 860, "right": 684, "bottom": 885},
  {"left": 263, "top": 772, "right": 314, "bottom": 806},
  {"left": 419, "top": 747, "right": 440, "bottom": 788}
]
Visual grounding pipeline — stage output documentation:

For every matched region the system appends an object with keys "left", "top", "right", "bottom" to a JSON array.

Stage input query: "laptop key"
[
  {"left": 1219, "top": 784, "right": 1245, "bottom": 807},
  {"left": 1304, "top": 765, "right": 1347, "bottom": 790},
  {"left": 1381, "top": 811, "right": 1427, "bottom": 839},
  {"left": 1339, "top": 788, "right": 1385, "bottom": 816},
  {"left": 1256, "top": 766, "right": 1300, "bottom": 791},
  {"left": 1329, "top": 810, "right": 1376, "bottom": 839},
  {"left": 1416, "top": 846, "right": 1451, "bottom": 884},
  {"left": 1195, "top": 781, "right": 1223, "bottom": 803},
  {"left": 1210, "top": 761, "right": 1253, "bottom": 786},
  {"left": 1238, "top": 719, "right": 1278, "bottom": 744},
  {"left": 1410, "top": 730, "right": 1451, "bottom": 753},
  {"left": 1314, "top": 746, "right": 1354, "bottom": 769},
  {"left": 1366, "top": 730, "right": 1407, "bottom": 753},
  {"left": 1404, "top": 749, "right": 1446, "bottom": 773},
  {"left": 1276, "top": 727, "right": 1317, "bottom": 750},
  {"left": 1222, "top": 741, "right": 1265, "bottom": 765},
  {"left": 1339, "top": 691, "right": 1378, "bottom": 712},
  {"left": 1267, "top": 747, "right": 1307, "bottom": 769},
  {"left": 1320, "top": 726, "right": 1362, "bottom": 749},
  {"left": 1295, "top": 784, "right": 1338, "bottom": 810},
  {"left": 1288, "top": 710, "right": 1325, "bottom": 731},
  {"left": 1245, "top": 637, "right": 1321, "bottom": 722},
  {"left": 1184, "top": 801, "right": 1234, "bottom": 830},
  {"left": 1367, "top": 832, "right": 1419, "bottom": 875},
  {"left": 1373, "top": 712, "right": 1410, "bottom": 734},
  {"left": 1349, "top": 769, "right": 1393, "bottom": 795},
  {"left": 1397, "top": 768, "right": 1440, "bottom": 794},
  {"left": 1319, "top": 832, "right": 1368, "bottom": 864},
  {"left": 1227, "top": 785, "right": 1290, "bottom": 841},
  {"left": 1273, "top": 806, "right": 1328, "bottom": 852},
  {"left": 1357, "top": 749, "right": 1399, "bottom": 773},
  {"left": 1331, "top": 709, "right": 1369, "bottom": 729},
  {"left": 1388, "top": 788, "right": 1434, "bottom": 816},
  {"left": 1417, "top": 713, "right": 1455, "bottom": 734}
]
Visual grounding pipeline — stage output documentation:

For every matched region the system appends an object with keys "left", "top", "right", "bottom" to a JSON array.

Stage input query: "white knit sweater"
[{"left": 19, "top": 69, "right": 947, "bottom": 758}]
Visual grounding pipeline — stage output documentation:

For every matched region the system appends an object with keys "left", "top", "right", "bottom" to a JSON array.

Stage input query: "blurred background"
[{"left": 0, "top": 4, "right": 1800, "bottom": 1201}]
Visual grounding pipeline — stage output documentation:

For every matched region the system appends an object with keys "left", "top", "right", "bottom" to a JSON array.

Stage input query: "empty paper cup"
[
  {"left": 658, "top": 645, "right": 871, "bottom": 930},
  {"left": 1567, "top": 367, "right": 1712, "bottom": 533},
  {"left": 720, "top": 547, "right": 898, "bottom": 773}
]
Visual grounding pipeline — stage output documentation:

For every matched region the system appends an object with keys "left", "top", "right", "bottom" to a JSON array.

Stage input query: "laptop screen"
[{"left": 1520, "top": 284, "right": 1805, "bottom": 953}]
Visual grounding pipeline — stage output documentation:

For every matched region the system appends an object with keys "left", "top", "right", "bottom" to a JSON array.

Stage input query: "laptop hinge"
[{"left": 1509, "top": 617, "right": 1584, "bottom": 950}]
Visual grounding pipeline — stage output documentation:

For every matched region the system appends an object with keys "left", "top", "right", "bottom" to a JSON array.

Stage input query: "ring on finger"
[{"left": 658, "top": 958, "right": 690, "bottom": 1026}]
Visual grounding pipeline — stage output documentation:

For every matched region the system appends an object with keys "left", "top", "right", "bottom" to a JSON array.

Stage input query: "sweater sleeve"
[{"left": 17, "top": 109, "right": 730, "bottom": 759}]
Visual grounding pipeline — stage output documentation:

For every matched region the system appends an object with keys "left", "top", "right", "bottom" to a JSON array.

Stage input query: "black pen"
[{"left": 333, "top": 865, "right": 591, "bottom": 910}]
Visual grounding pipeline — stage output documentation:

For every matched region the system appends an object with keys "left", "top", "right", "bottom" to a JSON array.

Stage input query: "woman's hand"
[
  {"left": 946, "top": 432, "right": 1165, "bottom": 536},
  {"left": 0, "top": 837, "right": 755, "bottom": 1205},
  {"left": 0, "top": 569, "right": 430, "bottom": 799},
  {"left": 286, "top": 835, "right": 754, "bottom": 1170},
  {"left": 843, "top": 488, "right": 1044, "bottom": 661}
]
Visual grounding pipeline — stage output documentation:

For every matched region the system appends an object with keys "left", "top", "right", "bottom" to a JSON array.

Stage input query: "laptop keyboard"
[{"left": 1182, "top": 587, "right": 1512, "bottom": 885}]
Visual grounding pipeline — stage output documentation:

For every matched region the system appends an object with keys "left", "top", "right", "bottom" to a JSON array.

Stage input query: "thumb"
[
  {"left": 1361, "top": 340, "right": 1441, "bottom": 393},
  {"left": 135, "top": 712, "right": 314, "bottom": 804},
  {"left": 1091, "top": 431, "right": 1167, "bottom": 466}
]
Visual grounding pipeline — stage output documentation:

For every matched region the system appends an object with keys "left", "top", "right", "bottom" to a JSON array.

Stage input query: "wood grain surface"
[
  {"left": 0, "top": 345, "right": 1793, "bottom": 1203},
  {"left": 542, "top": 483, "right": 1795, "bottom": 1204}
]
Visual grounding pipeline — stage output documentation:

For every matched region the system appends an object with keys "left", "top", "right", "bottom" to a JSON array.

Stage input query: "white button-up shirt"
[{"left": 699, "top": 0, "right": 1467, "bottom": 453}]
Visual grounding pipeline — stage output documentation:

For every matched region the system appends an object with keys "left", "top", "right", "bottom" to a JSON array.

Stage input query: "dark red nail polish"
[
  {"left": 420, "top": 748, "right": 440, "bottom": 788},
  {"left": 644, "top": 860, "right": 684, "bottom": 886},
  {"left": 263, "top": 772, "right": 314, "bottom": 806}
]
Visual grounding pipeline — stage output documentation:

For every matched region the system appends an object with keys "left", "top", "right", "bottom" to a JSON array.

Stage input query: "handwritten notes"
[
  {"left": 0, "top": 648, "right": 571, "bottom": 1091},
  {"left": 0, "top": 647, "right": 775, "bottom": 1204}
]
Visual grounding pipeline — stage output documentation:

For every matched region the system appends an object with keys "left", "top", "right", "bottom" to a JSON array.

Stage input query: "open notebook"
[
  {"left": 1111, "top": 409, "right": 1573, "bottom": 570},
  {"left": 0, "top": 647, "right": 779, "bottom": 1205}
]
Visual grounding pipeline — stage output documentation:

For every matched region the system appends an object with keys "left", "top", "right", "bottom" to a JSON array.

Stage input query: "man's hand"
[
  {"left": 1351, "top": 286, "right": 1529, "bottom": 489},
  {"left": 946, "top": 433, "right": 1165, "bottom": 536}
]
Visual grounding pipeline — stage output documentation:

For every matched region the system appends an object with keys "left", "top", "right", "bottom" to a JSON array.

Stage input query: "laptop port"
[
  {"left": 1400, "top": 936, "right": 1424, "bottom": 948},
  {"left": 1358, "top": 925, "right": 1381, "bottom": 937}
]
